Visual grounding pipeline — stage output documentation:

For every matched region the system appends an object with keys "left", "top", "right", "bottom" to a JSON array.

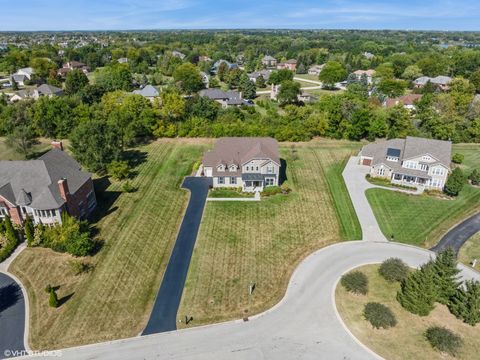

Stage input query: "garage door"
[{"left": 362, "top": 158, "right": 372, "bottom": 166}]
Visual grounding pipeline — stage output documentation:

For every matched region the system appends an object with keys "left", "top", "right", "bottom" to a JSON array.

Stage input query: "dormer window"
[
  {"left": 422, "top": 155, "right": 431, "bottom": 161},
  {"left": 386, "top": 148, "right": 400, "bottom": 162},
  {"left": 217, "top": 164, "right": 225, "bottom": 172},
  {"left": 229, "top": 164, "right": 237, "bottom": 172}
]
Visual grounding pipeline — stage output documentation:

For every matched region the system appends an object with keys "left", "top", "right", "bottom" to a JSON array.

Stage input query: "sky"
[{"left": 1, "top": 0, "right": 480, "bottom": 31}]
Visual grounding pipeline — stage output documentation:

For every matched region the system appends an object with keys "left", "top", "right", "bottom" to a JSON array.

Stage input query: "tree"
[
  {"left": 268, "top": 69, "right": 293, "bottom": 85},
  {"left": 452, "top": 153, "right": 464, "bottom": 164},
  {"left": 107, "top": 160, "right": 130, "bottom": 180},
  {"left": 379, "top": 258, "right": 409, "bottom": 282},
  {"left": 70, "top": 117, "right": 122, "bottom": 173},
  {"left": 65, "top": 69, "right": 89, "bottom": 95},
  {"left": 277, "top": 80, "right": 300, "bottom": 105},
  {"left": 96, "top": 64, "right": 133, "bottom": 92},
  {"left": 24, "top": 216, "right": 34, "bottom": 246},
  {"left": 444, "top": 168, "right": 466, "bottom": 196},
  {"left": 4, "top": 100, "right": 37, "bottom": 156},
  {"left": 377, "top": 79, "right": 407, "bottom": 97},
  {"left": 319, "top": 61, "right": 347, "bottom": 89},
  {"left": 217, "top": 62, "right": 229, "bottom": 82},
  {"left": 238, "top": 74, "right": 256, "bottom": 99},
  {"left": 470, "top": 69, "right": 480, "bottom": 93},
  {"left": 30, "top": 57, "right": 56, "bottom": 79},
  {"left": 449, "top": 280, "right": 480, "bottom": 326},
  {"left": 256, "top": 75, "right": 266, "bottom": 89},
  {"left": 385, "top": 105, "right": 414, "bottom": 139},
  {"left": 431, "top": 248, "right": 460, "bottom": 304},
  {"left": 397, "top": 263, "right": 436, "bottom": 316},
  {"left": 49, "top": 288, "right": 59, "bottom": 308},
  {"left": 402, "top": 65, "right": 423, "bottom": 81},
  {"left": 469, "top": 169, "right": 480, "bottom": 185},
  {"left": 225, "top": 68, "right": 243, "bottom": 88},
  {"left": 172, "top": 63, "right": 204, "bottom": 94}
]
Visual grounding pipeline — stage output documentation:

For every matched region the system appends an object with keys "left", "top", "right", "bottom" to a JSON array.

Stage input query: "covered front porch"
[
  {"left": 391, "top": 173, "right": 429, "bottom": 188},
  {"left": 242, "top": 173, "right": 264, "bottom": 192}
]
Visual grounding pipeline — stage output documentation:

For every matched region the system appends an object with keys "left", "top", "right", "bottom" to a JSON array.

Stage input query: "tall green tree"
[
  {"left": 277, "top": 80, "right": 300, "bottom": 105},
  {"left": 65, "top": 69, "right": 89, "bottom": 95},
  {"left": 172, "top": 63, "right": 204, "bottom": 94},
  {"left": 397, "top": 263, "right": 436, "bottom": 316},
  {"left": 319, "top": 61, "right": 347, "bottom": 89},
  {"left": 449, "top": 280, "right": 480, "bottom": 326},
  {"left": 238, "top": 74, "right": 256, "bottom": 99},
  {"left": 431, "top": 248, "right": 461, "bottom": 304}
]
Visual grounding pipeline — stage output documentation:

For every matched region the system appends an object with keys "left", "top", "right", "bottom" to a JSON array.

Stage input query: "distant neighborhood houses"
[
  {"left": 414, "top": 76, "right": 452, "bottom": 90},
  {"left": 57, "top": 60, "right": 90, "bottom": 76},
  {"left": 360, "top": 136, "right": 452, "bottom": 190},
  {"left": 199, "top": 88, "right": 244, "bottom": 108},
  {"left": 261, "top": 55, "right": 277, "bottom": 68},
  {"left": 9, "top": 83, "right": 63, "bottom": 101},
  {"left": 202, "top": 137, "right": 281, "bottom": 192},
  {"left": 352, "top": 69, "right": 376, "bottom": 84},
  {"left": 12, "top": 67, "right": 34, "bottom": 86},
  {"left": 308, "top": 64, "right": 325, "bottom": 76},
  {"left": 248, "top": 69, "right": 271, "bottom": 83},
  {"left": 211, "top": 59, "right": 238, "bottom": 74},
  {"left": 277, "top": 59, "right": 297, "bottom": 71},
  {"left": 385, "top": 94, "right": 423, "bottom": 110},
  {"left": 132, "top": 84, "right": 160, "bottom": 101}
]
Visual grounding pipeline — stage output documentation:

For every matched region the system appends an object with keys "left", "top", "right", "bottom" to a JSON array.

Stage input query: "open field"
[
  {"left": 459, "top": 232, "right": 480, "bottom": 269},
  {"left": 366, "top": 185, "right": 480, "bottom": 247},
  {"left": 0, "top": 137, "right": 56, "bottom": 160},
  {"left": 336, "top": 265, "right": 480, "bottom": 360},
  {"left": 10, "top": 139, "right": 211, "bottom": 349},
  {"left": 294, "top": 74, "right": 321, "bottom": 81},
  {"left": 177, "top": 139, "right": 361, "bottom": 328}
]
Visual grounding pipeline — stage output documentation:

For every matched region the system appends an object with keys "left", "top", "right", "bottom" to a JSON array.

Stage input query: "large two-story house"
[
  {"left": 0, "top": 142, "right": 97, "bottom": 226},
  {"left": 202, "top": 137, "right": 281, "bottom": 192},
  {"left": 359, "top": 136, "right": 452, "bottom": 190}
]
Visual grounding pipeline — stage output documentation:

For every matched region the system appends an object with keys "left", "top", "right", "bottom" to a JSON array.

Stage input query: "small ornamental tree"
[
  {"left": 107, "top": 160, "right": 130, "bottom": 180},
  {"left": 256, "top": 75, "right": 266, "bottom": 89},
  {"left": 449, "top": 280, "right": 480, "bottom": 326},
  {"left": 452, "top": 153, "right": 464, "bottom": 164},
  {"left": 49, "top": 288, "right": 59, "bottom": 308},
  {"left": 431, "top": 248, "right": 461, "bottom": 305},
  {"left": 425, "top": 326, "right": 462, "bottom": 356},
  {"left": 397, "top": 263, "right": 436, "bottom": 316},
  {"left": 341, "top": 271, "right": 368, "bottom": 295},
  {"left": 363, "top": 302, "right": 397, "bottom": 329},
  {"left": 469, "top": 169, "right": 480, "bottom": 186},
  {"left": 444, "top": 168, "right": 466, "bottom": 196},
  {"left": 24, "top": 216, "right": 34, "bottom": 246},
  {"left": 379, "top": 258, "right": 409, "bottom": 282}
]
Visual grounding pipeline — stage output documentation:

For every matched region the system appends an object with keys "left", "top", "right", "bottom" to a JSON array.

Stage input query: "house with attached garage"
[
  {"left": 0, "top": 142, "right": 97, "bottom": 226},
  {"left": 202, "top": 137, "right": 281, "bottom": 192},
  {"left": 359, "top": 136, "right": 452, "bottom": 190}
]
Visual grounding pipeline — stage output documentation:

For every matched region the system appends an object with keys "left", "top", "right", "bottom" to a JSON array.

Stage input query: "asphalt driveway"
[
  {"left": 431, "top": 212, "right": 480, "bottom": 253},
  {"left": 0, "top": 272, "right": 26, "bottom": 358},
  {"left": 142, "top": 176, "right": 212, "bottom": 335}
]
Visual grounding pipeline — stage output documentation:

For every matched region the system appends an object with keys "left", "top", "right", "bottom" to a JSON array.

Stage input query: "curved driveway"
[
  {"left": 28, "top": 241, "right": 479, "bottom": 360},
  {"left": 431, "top": 212, "right": 480, "bottom": 253},
  {"left": 0, "top": 272, "right": 26, "bottom": 358},
  {"left": 142, "top": 177, "right": 212, "bottom": 335}
]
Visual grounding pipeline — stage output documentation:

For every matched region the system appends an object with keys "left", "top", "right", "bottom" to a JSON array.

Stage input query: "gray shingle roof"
[
  {"left": 199, "top": 89, "right": 243, "bottom": 105},
  {"left": 0, "top": 149, "right": 92, "bottom": 210},
  {"left": 203, "top": 137, "right": 280, "bottom": 173},
  {"left": 132, "top": 85, "right": 159, "bottom": 97},
  {"left": 37, "top": 84, "right": 63, "bottom": 96}
]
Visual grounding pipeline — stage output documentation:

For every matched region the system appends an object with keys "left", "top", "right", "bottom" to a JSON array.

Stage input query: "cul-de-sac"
[{"left": 1, "top": 4, "right": 480, "bottom": 360}]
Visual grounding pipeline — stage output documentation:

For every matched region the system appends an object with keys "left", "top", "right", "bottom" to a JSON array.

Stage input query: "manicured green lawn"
[
  {"left": 366, "top": 186, "right": 480, "bottom": 247},
  {"left": 208, "top": 188, "right": 254, "bottom": 198},
  {"left": 178, "top": 139, "right": 361, "bottom": 328},
  {"left": 0, "top": 137, "right": 56, "bottom": 160},
  {"left": 452, "top": 143, "right": 480, "bottom": 172}
]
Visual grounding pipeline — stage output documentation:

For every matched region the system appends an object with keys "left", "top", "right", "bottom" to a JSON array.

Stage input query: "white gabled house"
[
  {"left": 359, "top": 136, "right": 452, "bottom": 190},
  {"left": 202, "top": 137, "right": 281, "bottom": 192}
]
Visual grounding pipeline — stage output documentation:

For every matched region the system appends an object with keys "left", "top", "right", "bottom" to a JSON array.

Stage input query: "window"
[
  {"left": 378, "top": 168, "right": 385, "bottom": 176},
  {"left": 422, "top": 155, "right": 431, "bottom": 161},
  {"left": 404, "top": 161, "right": 417, "bottom": 169},
  {"left": 432, "top": 167, "right": 444, "bottom": 176},
  {"left": 420, "top": 164, "right": 429, "bottom": 171},
  {"left": 230, "top": 177, "right": 237, "bottom": 185},
  {"left": 246, "top": 166, "right": 249, "bottom": 171},
  {"left": 267, "top": 165, "right": 274, "bottom": 174},
  {"left": 0, "top": 207, "right": 7, "bottom": 216},
  {"left": 218, "top": 177, "right": 225, "bottom": 185},
  {"left": 265, "top": 178, "right": 275, "bottom": 186},
  {"left": 386, "top": 156, "right": 399, "bottom": 162},
  {"left": 256, "top": 166, "right": 259, "bottom": 171},
  {"left": 229, "top": 165, "right": 236, "bottom": 172}
]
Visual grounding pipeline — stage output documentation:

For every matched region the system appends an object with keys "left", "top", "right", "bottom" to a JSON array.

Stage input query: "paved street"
[
  {"left": 0, "top": 273, "right": 26, "bottom": 358},
  {"left": 431, "top": 212, "right": 480, "bottom": 253},
  {"left": 24, "top": 241, "right": 479, "bottom": 360},
  {"left": 142, "top": 177, "right": 212, "bottom": 335}
]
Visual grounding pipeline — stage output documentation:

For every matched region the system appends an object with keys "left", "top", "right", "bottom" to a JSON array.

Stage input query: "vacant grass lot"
[
  {"left": 336, "top": 265, "right": 480, "bottom": 360},
  {"left": 459, "top": 232, "right": 480, "bottom": 269},
  {"left": 453, "top": 143, "right": 480, "bottom": 172},
  {"left": 0, "top": 137, "right": 55, "bottom": 160},
  {"left": 178, "top": 139, "right": 361, "bottom": 327},
  {"left": 10, "top": 139, "right": 211, "bottom": 349},
  {"left": 366, "top": 186, "right": 480, "bottom": 247}
]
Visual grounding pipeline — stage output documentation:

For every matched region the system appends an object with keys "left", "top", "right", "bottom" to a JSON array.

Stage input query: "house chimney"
[
  {"left": 58, "top": 178, "right": 70, "bottom": 202},
  {"left": 51, "top": 140, "right": 63, "bottom": 151}
]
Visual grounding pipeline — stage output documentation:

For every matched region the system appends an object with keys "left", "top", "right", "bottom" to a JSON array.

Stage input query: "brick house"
[
  {"left": 0, "top": 142, "right": 97, "bottom": 226},
  {"left": 277, "top": 59, "right": 297, "bottom": 71}
]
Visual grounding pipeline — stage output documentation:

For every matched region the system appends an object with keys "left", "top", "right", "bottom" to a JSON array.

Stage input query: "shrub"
[
  {"left": 452, "top": 153, "right": 464, "bottom": 164},
  {"left": 363, "top": 302, "right": 397, "bottom": 329},
  {"left": 44, "top": 284, "right": 52, "bottom": 293},
  {"left": 397, "top": 263, "right": 436, "bottom": 316},
  {"left": 425, "top": 326, "right": 462, "bottom": 356},
  {"left": 469, "top": 169, "right": 480, "bottom": 186},
  {"left": 341, "top": 271, "right": 368, "bottom": 295},
  {"left": 68, "top": 260, "right": 94, "bottom": 276},
  {"left": 379, "top": 258, "right": 409, "bottom": 282},
  {"left": 107, "top": 160, "right": 130, "bottom": 180},
  {"left": 280, "top": 181, "right": 291, "bottom": 194},
  {"left": 24, "top": 216, "right": 34, "bottom": 246},
  {"left": 49, "top": 289, "right": 59, "bottom": 308},
  {"left": 444, "top": 168, "right": 466, "bottom": 197},
  {"left": 0, "top": 216, "right": 20, "bottom": 263},
  {"left": 122, "top": 181, "right": 137, "bottom": 193},
  {"left": 261, "top": 186, "right": 282, "bottom": 197}
]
